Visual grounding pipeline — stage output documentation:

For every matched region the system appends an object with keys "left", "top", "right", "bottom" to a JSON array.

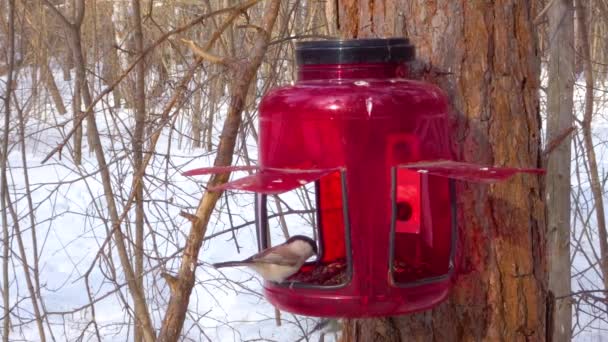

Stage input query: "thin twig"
[{"left": 543, "top": 126, "right": 576, "bottom": 157}]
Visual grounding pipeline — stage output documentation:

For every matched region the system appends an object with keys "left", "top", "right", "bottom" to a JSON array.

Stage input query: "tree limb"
[{"left": 157, "top": 0, "right": 282, "bottom": 340}]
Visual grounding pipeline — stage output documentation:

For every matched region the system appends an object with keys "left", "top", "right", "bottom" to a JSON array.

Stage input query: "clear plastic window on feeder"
[
  {"left": 265, "top": 183, "right": 319, "bottom": 256},
  {"left": 256, "top": 170, "right": 351, "bottom": 288}
]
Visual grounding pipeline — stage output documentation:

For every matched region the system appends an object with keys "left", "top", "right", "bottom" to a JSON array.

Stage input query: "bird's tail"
[{"left": 212, "top": 260, "right": 251, "bottom": 269}]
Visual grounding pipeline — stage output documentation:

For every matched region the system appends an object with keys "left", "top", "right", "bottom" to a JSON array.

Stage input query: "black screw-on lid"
[{"left": 295, "top": 38, "right": 415, "bottom": 65}]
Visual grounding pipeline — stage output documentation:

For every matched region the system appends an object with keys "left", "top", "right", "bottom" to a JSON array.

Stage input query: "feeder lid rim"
[{"left": 295, "top": 37, "right": 415, "bottom": 65}]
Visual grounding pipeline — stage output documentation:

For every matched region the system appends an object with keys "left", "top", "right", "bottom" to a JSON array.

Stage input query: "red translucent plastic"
[
  {"left": 185, "top": 62, "right": 543, "bottom": 317},
  {"left": 182, "top": 166, "right": 343, "bottom": 194},
  {"left": 395, "top": 169, "right": 421, "bottom": 234},
  {"left": 209, "top": 169, "right": 337, "bottom": 194},
  {"left": 400, "top": 160, "right": 545, "bottom": 182},
  {"left": 260, "top": 63, "right": 455, "bottom": 317},
  {"left": 183, "top": 165, "right": 345, "bottom": 177},
  {"left": 393, "top": 171, "right": 452, "bottom": 283},
  {"left": 317, "top": 172, "right": 346, "bottom": 263}
]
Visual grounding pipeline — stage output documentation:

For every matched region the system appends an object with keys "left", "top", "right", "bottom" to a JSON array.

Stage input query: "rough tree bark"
[
  {"left": 546, "top": 1, "right": 575, "bottom": 341},
  {"left": 338, "top": 1, "right": 547, "bottom": 341}
]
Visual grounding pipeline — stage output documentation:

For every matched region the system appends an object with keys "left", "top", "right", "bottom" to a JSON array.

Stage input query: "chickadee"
[{"left": 212, "top": 235, "right": 318, "bottom": 283}]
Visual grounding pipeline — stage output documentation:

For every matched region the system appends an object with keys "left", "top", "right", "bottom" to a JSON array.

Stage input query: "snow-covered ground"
[
  {"left": 2, "top": 65, "right": 608, "bottom": 341},
  {"left": 0, "top": 69, "right": 333, "bottom": 341}
]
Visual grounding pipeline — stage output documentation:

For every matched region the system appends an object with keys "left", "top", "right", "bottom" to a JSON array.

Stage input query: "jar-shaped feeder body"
[{"left": 255, "top": 38, "right": 455, "bottom": 317}]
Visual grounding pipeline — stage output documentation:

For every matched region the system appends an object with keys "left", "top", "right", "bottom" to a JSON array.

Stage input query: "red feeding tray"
[{"left": 185, "top": 38, "right": 543, "bottom": 317}]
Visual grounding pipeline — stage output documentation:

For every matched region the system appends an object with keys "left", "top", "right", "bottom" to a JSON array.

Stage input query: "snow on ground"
[
  {"left": 0, "top": 69, "right": 333, "bottom": 341},
  {"left": 2, "top": 65, "right": 608, "bottom": 341}
]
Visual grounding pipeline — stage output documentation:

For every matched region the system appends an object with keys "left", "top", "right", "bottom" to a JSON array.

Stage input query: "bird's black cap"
[{"left": 295, "top": 38, "right": 415, "bottom": 66}]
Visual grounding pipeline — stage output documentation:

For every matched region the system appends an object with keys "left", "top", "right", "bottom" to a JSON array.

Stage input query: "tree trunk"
[
  {"left": 206, "top": 69, "right": 220, "bottom": 152},
  {"left": 1, "top": 1, "right": 15, "bottom": 341},
  {"left": 157, "top": 1, "right": 282, "bottom": 339},
  {"left": 577, "top": 0, "right": 608, "bottom": 312},
  {"left": 546, "top": 1, "right": 575, "bottom": 341},
  {"left": 22, "top": 0, "right": 67, "bottom": 116},
  {"left": 42, "top": 63, "right": 68, "bottom": 115},
  {"left": 98, "top": 1, "right": 122, "bottom": 108},
  {"left": 72, "top": 68, "right": 82, "bottom": 165},
  {"left": 130, "top": 1, "right": 147, "bottom": 341},
  {"left": 339, "top": 1, "right": 547, "bottom": 341},
  {"left": 192, "top": 70, "right": 203, "bottom": 148}
]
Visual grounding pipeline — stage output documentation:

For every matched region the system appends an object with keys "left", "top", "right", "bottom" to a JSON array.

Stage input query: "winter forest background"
[{"left": 1, "top": 0, "right": 607, "bottom": 341}]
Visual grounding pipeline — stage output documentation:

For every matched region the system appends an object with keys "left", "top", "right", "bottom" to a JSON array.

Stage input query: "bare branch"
[{"left": 180, "top": 39, "right": 228, "bottom": 65}]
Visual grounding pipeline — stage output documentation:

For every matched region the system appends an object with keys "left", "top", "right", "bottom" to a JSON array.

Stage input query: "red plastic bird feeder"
[{"left": 185, "top": 38, "right": 543, "bottom": 317}]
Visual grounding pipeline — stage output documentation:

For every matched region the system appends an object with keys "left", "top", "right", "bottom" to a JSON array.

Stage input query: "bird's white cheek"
[{"left": 290, "top": 241, "right": 315, "bottom": 259}]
